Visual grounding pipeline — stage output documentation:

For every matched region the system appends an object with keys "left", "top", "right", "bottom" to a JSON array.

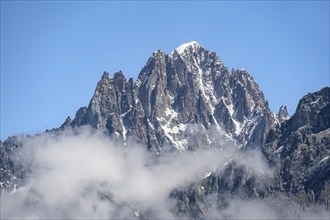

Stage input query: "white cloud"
[{"left": 1, "top": 126, "right": 328, "bottom": 219}]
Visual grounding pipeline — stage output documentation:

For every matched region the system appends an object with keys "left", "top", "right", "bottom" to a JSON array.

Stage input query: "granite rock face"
[
  {"left": 264, "top": 87, "right": 330, "bottom": 207},
  {"left": 70, "top": 41, "right": 277, "bottom": 152},
  {"left": 170, "top": 87, "right": 330, "bottom": 218}
]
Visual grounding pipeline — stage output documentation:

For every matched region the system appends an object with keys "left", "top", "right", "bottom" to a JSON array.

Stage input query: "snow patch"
[
  {"left": 319, "top": 156, "right": 329, "bottom": 163},
  {"left": 233, "top": 119, "right": 243, "bottom": 135},
  {"left": 160, "top": 108, "right": 188, "bottom": 151},
  {"left": 202, "top": 171, "right": 212, "bottom": 179},
  {"left": 133, "top": 210, "right": 140, "bottom": 217},
  {"left": 224, "top": 158, "right": 234, "bottom": 167},
  {"left": 275, "top": 146, "right": 284, "bottom": 153},
  {"left": 119, "top": 117, "right": 127, "bottom": 141},
  {"left": 173, "top": 41, "right": 201, "bottom": 54},
  {"left": 310, "top": 98, "right": 320, "bottom": 105},
  {"left": 227, "top": 102, "right": 234, "bottom": 116},
  {"left": 121, "top": 108, "right": 132, "bottom": 117},
  {"left": 164, "top": 108, "right": 178, "bottom": 118},
  {"left": 147, "top": 119, "right": 155, "bottom": 130},
  {"left": 273, "top": 113, "right": 280, "bottom": 125},
  {"left": 298, "top": 125, "right": 308, "bottom": 131},
  {"left": 136, "top": 79, "right": 142, "bottom": 87}
]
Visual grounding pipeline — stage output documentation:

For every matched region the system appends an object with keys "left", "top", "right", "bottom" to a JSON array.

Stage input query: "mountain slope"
[
  {"left": 264, "top": 87, "right": 330, "bottom": 206},
  {"left": 169, "top": 87, "right": 330, "bottom": 218}
]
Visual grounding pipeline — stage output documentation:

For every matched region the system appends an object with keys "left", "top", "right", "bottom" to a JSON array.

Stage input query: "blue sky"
[{"left": 1, "top": 1, "right": 329, "bottom": 140}]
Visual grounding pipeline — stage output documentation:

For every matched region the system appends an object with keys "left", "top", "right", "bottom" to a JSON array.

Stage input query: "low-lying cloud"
[{"left": 1, "top": 126, "right": 329, "bottom": 219}]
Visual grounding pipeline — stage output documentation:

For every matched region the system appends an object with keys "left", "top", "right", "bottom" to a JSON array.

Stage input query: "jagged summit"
[
  {"left": 171, "top": 41, "right": 202, "bottom": 55},
  {"left": 60, "top": 116, "right": 72, "bottom": 128},
  {"left": 69, "top": 42, "right": 277, "bottom": 151},
  {"left": 277, "top": 105, "right": 289, "bottom": 124}
]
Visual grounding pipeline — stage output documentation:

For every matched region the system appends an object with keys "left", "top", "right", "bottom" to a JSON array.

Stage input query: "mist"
[{"left": 1, "top": 126, "right": 329, "bottom": 219}]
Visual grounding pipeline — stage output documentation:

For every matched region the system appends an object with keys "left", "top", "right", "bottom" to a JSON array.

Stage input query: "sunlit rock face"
[{"left": 71, "top": 41, "right": 277, "bottom": 152}]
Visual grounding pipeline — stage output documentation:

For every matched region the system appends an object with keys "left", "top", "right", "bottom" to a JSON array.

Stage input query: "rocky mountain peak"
[
  {"left": 113, "top": 70, "right": 127, "bottom": 90},
  {"left": 113, "top": 70, "right": 125, "bottom": 79},
  {"left": 101, "top": 71, "right": 110, "bottom": 80},
  {"left": 277, "top": 105, "right": 289, "bottom": 124},
  {"left": 60, "top": 116, "right": 72, "bottom": 128},
  {"left": 284, "top": 87, "right": 330, "bottom": 134},
  {"left": 152, "top": 49, "right": 165, "bottom": 57},
  {"left": 68, "top": 42, "right": 278, "bottom": 151}
]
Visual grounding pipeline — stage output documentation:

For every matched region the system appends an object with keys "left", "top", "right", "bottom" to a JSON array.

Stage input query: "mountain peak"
[
  {"left": 60, "top": 116, "right": 72, "bottom": 128},
  {"left": 172, "top": 41, "right": 202, "bottom": 54},
  {"left": 101, "top": 71, "right": 111, "bottom": 80},
  {"left": 277, "top": 105, "right": 289, "bottom": 124},
  {"left": 74, "top": 40, "right": 276, "bottom": 150}
]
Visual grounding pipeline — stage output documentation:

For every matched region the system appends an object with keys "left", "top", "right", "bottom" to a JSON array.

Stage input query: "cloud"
[
  {"left": 1, "top": 127, "right": 226, "bottom": 218},
  {"left": 1, "top": 126, "right": 329, "bottom": 219}
]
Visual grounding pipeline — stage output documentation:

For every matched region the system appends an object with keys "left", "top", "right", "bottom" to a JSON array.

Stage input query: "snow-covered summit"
[{"left": 172, "top": 41, "right": 202, "bottom": 55}]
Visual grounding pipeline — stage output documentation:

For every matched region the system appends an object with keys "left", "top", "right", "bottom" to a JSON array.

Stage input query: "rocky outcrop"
[
  {"left": 277, "top": 105, "right": 289, "bottom": 124},
  {"left": 168, "top": 87, "right": 330, "bottom": 217},
  {"left": 0, "top": 136, "right": 27, "bottom": 190},
  {"left": 264, "top": 87, "right": 330, "bottom": 207},
  {"left": 60, "top": 116, "right": 72, "bottom": 129}
]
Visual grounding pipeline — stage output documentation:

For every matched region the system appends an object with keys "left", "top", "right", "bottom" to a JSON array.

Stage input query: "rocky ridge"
[
  {"left": 70, "top": 41, "right": 277, "bottom": 152},
  {"left": 264, "top": 87, "right": 330, "bottom": 207},
  {"left": 173, "top": 87, "right": 330, "bottom": 218}
]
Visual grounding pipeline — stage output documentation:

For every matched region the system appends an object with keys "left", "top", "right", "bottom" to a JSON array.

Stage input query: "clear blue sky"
[{"left": 1, "top": 1, "right": 329, "bottom": 140}]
